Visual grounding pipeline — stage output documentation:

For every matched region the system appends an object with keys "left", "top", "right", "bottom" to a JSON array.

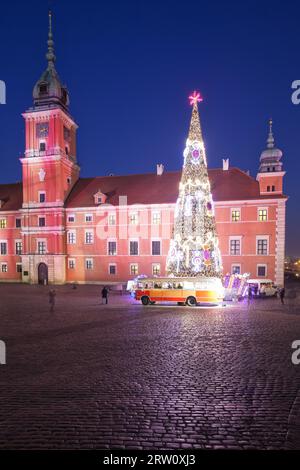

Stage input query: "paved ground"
[{"left": 0, "top": 283, "right": 300, "bottom": 450}]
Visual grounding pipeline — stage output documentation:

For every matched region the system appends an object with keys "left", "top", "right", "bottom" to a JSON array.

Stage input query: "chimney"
[
  {"left": 222, "top": 158, "right": 229, "bottom": 171},
  {"left": 156, "top": 164, "right": 164, "bottom": 176}
]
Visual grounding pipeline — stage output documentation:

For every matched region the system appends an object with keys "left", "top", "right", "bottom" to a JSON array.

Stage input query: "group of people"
[
  {"left": 47, "top": 286, "right": 110, "bottom": 312},
  {"left": 247, "top": 286, "right": 286, "bottom": 306}
]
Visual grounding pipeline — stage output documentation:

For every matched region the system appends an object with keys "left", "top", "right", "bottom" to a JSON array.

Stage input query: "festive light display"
[{"left": 166, "top": 92, "right": 223, "bottom": 278}]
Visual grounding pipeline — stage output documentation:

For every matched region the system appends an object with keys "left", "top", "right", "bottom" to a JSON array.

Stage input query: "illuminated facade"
[{"left": 0, "top": 15, "right": 287, "bottom": 286}]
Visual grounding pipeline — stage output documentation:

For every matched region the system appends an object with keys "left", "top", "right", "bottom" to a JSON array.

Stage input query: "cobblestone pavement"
[{"left": 0, "top": 283, "right": 300, "bottom": 450}]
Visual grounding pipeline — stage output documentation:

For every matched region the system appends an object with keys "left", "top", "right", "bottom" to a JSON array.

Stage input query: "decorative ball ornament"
[{"left": 192, "top": 250, "right": 202, "bottom": 270}]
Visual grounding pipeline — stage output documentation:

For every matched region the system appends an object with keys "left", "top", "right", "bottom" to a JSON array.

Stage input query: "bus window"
[
  {"left": 154, "top": 282, "right": 162, "bottom": 289},
  {"left": 162, "top": 282, "right": 173, "bottom": 289},
  {"left": 174, "top": 282, "right": 183, "bottom": 289},
  {"left": 183, "top": 281, "right": 194, "bottom": 290}
]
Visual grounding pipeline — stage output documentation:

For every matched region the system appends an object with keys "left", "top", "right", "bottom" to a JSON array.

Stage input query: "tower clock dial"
[{"left": 36, "top": 122, "right": 49, "bottom": 138}]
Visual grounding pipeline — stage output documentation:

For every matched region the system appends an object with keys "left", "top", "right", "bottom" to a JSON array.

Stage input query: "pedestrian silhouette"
[
  {"left": 102, "top": 286, "right": 109, "bottom": 305},
  {"left": 279, "top": 287, "right": 285, "bottom": 305}
]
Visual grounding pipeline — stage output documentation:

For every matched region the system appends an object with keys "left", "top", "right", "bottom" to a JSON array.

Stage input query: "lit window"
[
  {"left": 152, "top": 212, "right": 161, "bottom": 224},
  {"left": 108, "top": 241, "right": 117, "bottom": 255},
  {"left": 257, "top": 239, "right": 268, "bottom": 255},
  {"left": 0, "top": 242, "right": 7, "bottom": 255},
  {"left": 15, "top": 241, "right": 22, "bottom": 255},
  {"left": 258, "top": 209, "right": 267, "bottom": 221},
  {"left": 152, "top": 240, "right": 161, "bottom": 256},
  {"left": 1, "top": 263, "right": 8, "bottom": 273},
  {"left": 0, "top": 219, "right": 7, "bottom": 228},
  {"left": 129, "top": 213, "right": 138, "bottom": 225},
  {"left": 39, "top": 192, "right": 46, "bottom": 203},
  {"left": 257, "top": 265, "right": 266, "bottom": 277},
  {"left": 85, "top": 259, "right": 93, "bottom": 270},
  {"left": 15, "top": 218, "right": 21, "bottom": 228},
  {"left": 85, "top": 231, "right": 94, "bottom": 244},
  {"left": 85, "top": 214, "right": 93, "bottom": 223},
  {"left": 109, "top": 264, "right": 116, "bottom": 275},
  {"left": 152, "top": 263, "right": 161, "bottom": 276},
  {"left": 67, "top": 231, "right": 76, "bottom": 244},
  {"left": 16, "top": 263, "right": 22, "bottom": 273},
  {"left": 68, "top": 259, "right": 75, "bottom": 269},
  {"left": 130, "top": 241, "right": 139, "bottom": 255},
  {"left": 108, "top": 214, "right": 116, "bottom": 226},
  {"left": 130, "top": 263, "right": 138, "bottom": 275},
  {"left": 231, "top": 210, "right": 240, "bottom": 222},
  {"left": 37, "top": 241, "right": 46, "bottom": 254},
  {"left": 230, "top": 239, "right": 241, "bottom": 255},
  {"left": 38, "top": 217, "right": 46, "bottom": 227},
  {"left": 232, "top": 264, "right": 241, "bottom": 274}
]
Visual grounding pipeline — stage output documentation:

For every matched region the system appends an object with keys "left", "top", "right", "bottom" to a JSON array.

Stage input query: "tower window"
[
  {"left": 38, "top": 217, "right": 46, "bottom": 227},
  {"left": 39, "top": 192, "right": 46, "bottom": 203},
  {"left": 272, "top": 185, "right": 275, "bottom": 191},
  {"left": 267, "top": 186, "right": 270, "bottom": 192},
  {"left": 65, "top": 146, "right": 69, "bottom": 155},
  {"left": 39, "top": 142, "right": 46, "bottom": 152},
  {"left": 39, "top": 84, "right": 48, "bottom": 94}
]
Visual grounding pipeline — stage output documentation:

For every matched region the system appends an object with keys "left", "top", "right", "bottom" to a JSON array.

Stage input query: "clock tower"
[{"left": 20, "top": 12, "right": 80, "bottom": 284}]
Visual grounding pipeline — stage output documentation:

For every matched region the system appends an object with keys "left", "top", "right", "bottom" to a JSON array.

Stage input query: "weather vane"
[{"left": 189, "top": 90, "right": 203, "bottom": 106}]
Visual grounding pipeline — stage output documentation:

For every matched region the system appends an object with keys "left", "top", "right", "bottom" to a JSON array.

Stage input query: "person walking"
[
  {"left": 101, "top": 286, "right": 109, "bottom": 305},
  {"left": 279, "top": 287, "right": 285, "bottom": 305},
  {"left": 49, "top": 289, "right": 56, "bottom": 313},
  {"left": 247, "top": 287, "right": 252, "bottom": 309}
]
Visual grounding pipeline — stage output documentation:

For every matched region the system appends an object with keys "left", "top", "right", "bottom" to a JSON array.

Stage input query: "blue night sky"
[{"left": 0, "top": 0, "right": 299, "bottom": 255}]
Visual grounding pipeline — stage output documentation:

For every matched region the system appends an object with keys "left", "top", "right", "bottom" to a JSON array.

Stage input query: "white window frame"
[
  {"left": 38, "top": 216, "right": 46, "bottom": 227},
  {"left": 67, "top": 230, "right": 76, "bottom": 245},
  {"left": 0, "top": 240, "right": 8, "bottom": 256},
  {"left": 107, "top": 239, "right": 117, "bottom": 256},
  {"left": 108, "top": 213, "right": 116, "bottom": 226},
  {"left": 256, "top": 235, "right": 269, "bottom": 255},
  {"left": 129, "top": 212, "right": 138, "bottom": 225},
  {"left": 15, "top": 239, "right": 22, "bottom": 255},
  {"left": 108, "top": 263, "right": 117, "bottom": 275},
  {"left": 85, "top": 258, "right": 94, "bottom": 270},
  {"left": 16, "top": 262, "right": 22, "bottom": 273},
  {"left": 67, "top": 214, "right": 75, "bottom": 223},
  {"left": 152, "top": 263, "right": 161, "bottom": 276},
  {"left": 129, "top": 239, "right": 139, "bottom": 256},
  {"left": 229, "top": 236, "right": 242, "bottom": 256},
  {"left": 38, "top": 191, "right": 46, "bottom": 203},
  {"left": 151, "top": 238, "right": 161, "bottom": 256},
  {"left": 68, "top": 258, "right": 76, "bottom": 269},
  {"left": 130, "top": 263, "right": 139, "bottom": 276},
  {"left": 85, "top": 213, "right": 93, "bottom": 223},
  {"left": 257, "top": 264, "right": 267, "bottom": 277},
  {"left": 231, "top": 263, "right": 241, "bottom": 274},
  {"left": 37, "top": 239, "right": 47, "bottom": 255},
  {"left": 15, "top": 217, "right": 21, "bottom": 228},
  {"left": 0, "top": 218, "right": 7, "bottom": 229},
  {"left": 1, "top": 262, "right": 8, "bottom": 273},
  {"left": 152, "top": 211, "right": 161, "bottom": 225},
  {"left": 258, "top": 207, "right": 268, "bottom": 222},
  {"left": 84, "top": 229, "right": 94, "bottom": 244},
  {"left": 231, "top": 208, "right": 241, "bottom": 222}
]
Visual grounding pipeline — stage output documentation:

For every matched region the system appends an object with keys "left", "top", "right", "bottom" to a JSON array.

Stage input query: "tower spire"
[
  {"left": 188, "top": 91, "right": 203, "bottom": 141},
  {"left": 46, "top": 10, "right": 56, "bottom": 69},
  {"left": 267, "top": 118, "right": 274, "bottom": 149}
]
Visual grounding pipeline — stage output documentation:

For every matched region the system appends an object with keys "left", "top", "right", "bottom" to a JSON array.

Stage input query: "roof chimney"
[
  {"left": 222, "top": 158, "right": 229, "bottom": 171},
  {"left": 156, "top": 164, "right": 164, "bottom": 176}
]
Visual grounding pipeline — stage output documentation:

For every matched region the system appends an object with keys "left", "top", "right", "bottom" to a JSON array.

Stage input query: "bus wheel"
[
  {"left": 141, "top": 296, "right": 150, "bottom": 306},
  {"left": 186, "top": 296, "right": 197, "bottom": 307},
  {"left": 150, "top": 301, "right": 156, "bottom": 305}
]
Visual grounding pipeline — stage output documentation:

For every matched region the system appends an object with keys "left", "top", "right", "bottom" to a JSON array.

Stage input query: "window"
[
  {"left": 65, "top": 146, "right": 69, "bottom": 155},
  {"left": 109, "top": 264, "right": 116, "bottom": 275},
  {"left": 272, "top": 185, "right": 275, "bottom": 192},
  {"left": 267, "top": 186, "right": 270, "bottom": 192},
  {"left": 129, "top": 213, "right": 138, "bottom": 225},
  {"left": 67, "top": 177, "right": 71, "bottom": 185},
  {"left": 230, "top": 239, "right": 241, "bottom": 255},
  {"left": 152, "top": 263, "right": 161, "bottom": 276},
  {"left": 257, "top": 265, "right": 266, "bottom": 277},
  {"left": 130, "top": 240, "right": 139, "bottom": 255},
  {"left": 258, "top": 209, "right": 268, "bottom": 222},
  {"left": 67, "top": 214, "right": 75, "bottom": 223},
  {"left": 67, "top": 230, "right": 76, "bottom": 244},
  {"left": 85, "top": 258, "right": 93, "bottom": 270},
  {"left": 85, "top": 214, "right": 93, "bottom": 223},
  {"left": 16, "top": 263, "right": 22, "bottom": 273},
  {"left": 68, "top": 259, "right": 75, "bottom": 269},
  {"left": 152, "top": 240, "right": 161, "bottom": 256},
  {"left": 85, "top": 231, "right": 94, "bottom": 244},
  {"left": 231, "top": 210, "right": 240, "bottom": 222},
  {"left": 108, "top": 214, "right": 116, "bottom": 226},
  {"left": 231, "top": 264, "right": 241, "bottom": 274},
  {"left": 108, "top": 241, "right": 117, "bottom": 255},
  {"left": 0, "top": 219, "right": 7, "bottom": 228},
  {"left": 1, "top": 263, "right": 8, "bottom": 273},
  {"left": 39, "top": 192, "right": 46, "bottom": 203},
  {"left": 39, "top": 84, "right": 48, "bottom": 94},
  {"left": 15, "top": 241, "right": 22, "bottom": 255},
  {"left": 130, "top": 263, "right": 138, "bottom": 275},
  {"left": 257, "top": 238, "right": 268, "bottom": 255},
  {"left": 0, "top": 242, "right": 7, "bottom": 255},
  {"left": 37, "top": 241, "right": 46, "bottom": 255},
  {"left": 15, "top": 218, "right": 21, "bottom": 228},
  {"left": 152, "top": 212, "right": 161, "bottom": 225},
  {"left": 39, "top": 142, "right": 46, "bottom": 152},
  {"left": 38, "top": 217, "right": 46, "bottom": 227}
]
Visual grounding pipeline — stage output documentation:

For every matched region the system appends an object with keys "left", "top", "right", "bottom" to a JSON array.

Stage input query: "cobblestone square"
[{"left": 0, "top": 283, "right": 300, "bottom": 450}]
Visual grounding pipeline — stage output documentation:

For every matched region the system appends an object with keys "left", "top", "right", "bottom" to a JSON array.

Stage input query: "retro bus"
[{"left": 133, "top": 277, "right": 224, "bottom": 306}]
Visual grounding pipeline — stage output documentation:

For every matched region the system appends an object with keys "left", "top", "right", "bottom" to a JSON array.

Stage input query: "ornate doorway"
[{"left": 38, "top": 262, "right": 48, "bottom": 285}]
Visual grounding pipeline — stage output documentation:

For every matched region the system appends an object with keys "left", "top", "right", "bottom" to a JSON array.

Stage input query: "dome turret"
[{"left": 258, "top": 119, "right": 283, "bottom": 173}]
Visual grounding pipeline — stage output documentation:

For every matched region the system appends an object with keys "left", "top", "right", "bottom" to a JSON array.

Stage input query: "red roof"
[
  {"left": 0, "top": 182, "right": 23, "bottom": 211},
  {"left": 0, "top": 168, "right": 285, "bottom": 212},
  {"left": 65, "top": 167, "right": 285, "bottom": 208}
]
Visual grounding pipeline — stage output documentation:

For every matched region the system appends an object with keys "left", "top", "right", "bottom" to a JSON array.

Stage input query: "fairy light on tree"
[{"left": 166, "top": 91, "right": 223, "bottom": 278}]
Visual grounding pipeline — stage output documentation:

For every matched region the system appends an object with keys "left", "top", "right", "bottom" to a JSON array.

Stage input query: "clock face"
[{"left": 36, "top": 122, "right": 49, "bottom": 138}]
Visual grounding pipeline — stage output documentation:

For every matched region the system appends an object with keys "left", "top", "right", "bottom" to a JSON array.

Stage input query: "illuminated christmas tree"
[{"left": 166, "top": 91, "right": 223, "bottom": 278}]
